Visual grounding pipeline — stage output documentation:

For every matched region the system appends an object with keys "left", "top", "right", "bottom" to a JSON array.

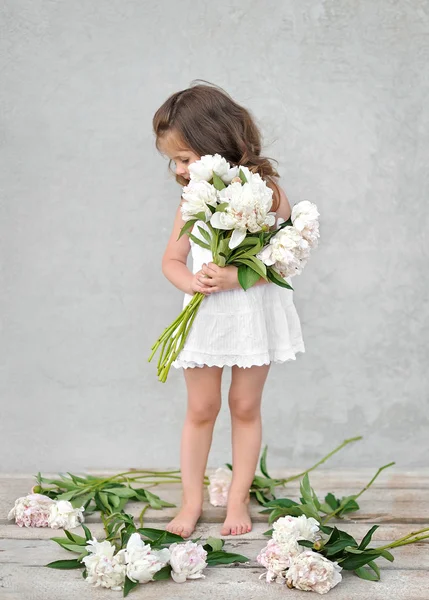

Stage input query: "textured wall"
[{"left": 1, "top": 1, "right": 428, "bottom": 473}]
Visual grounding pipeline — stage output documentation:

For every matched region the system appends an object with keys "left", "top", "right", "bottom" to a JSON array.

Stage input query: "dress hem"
[{"left": 172, "top": 344, "right": 305, "bottom": 370}]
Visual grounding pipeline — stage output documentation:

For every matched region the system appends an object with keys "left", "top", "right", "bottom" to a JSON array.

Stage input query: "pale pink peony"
[
  {"left": 291, "top": 201, "right": 320, "bottom": 249},
  {"left": 124, "top": 532, "right": 170, "bottom": 584},
  {"left": 82, "top": 538, "right": 126, "bottom": 591},
  {"left": 272, "top": 515, "right": 320, "bottom": 553},
  {"left": 48, "top": 500, "right": 85, "bottom": 529},
  {"left": 8, "top": 493, "right": 55, "bottom": 527},
  {"left": 169, "top": 541, "right": 208, "bottom": 583},
  {"left": 256, "top": 539, "right": 292, "bottom": 583},
  {"left": 286, "top": 550, "right": 342, "bottom": 595},
  {"left": 207, "top": 467, "right": 232, "bottom": 507}
]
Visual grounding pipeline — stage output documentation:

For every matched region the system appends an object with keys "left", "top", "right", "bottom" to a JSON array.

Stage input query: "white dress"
[{"left": 172, "top": 221, "right": 305, "bottom": 369}]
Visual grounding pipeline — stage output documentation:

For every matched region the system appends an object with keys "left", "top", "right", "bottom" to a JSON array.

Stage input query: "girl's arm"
[
  {"left": 162, "top": 204, "right": 214, "bottom": 296},
  {"left": 201, "top": 182, "right": 292, "bottom": 291}
]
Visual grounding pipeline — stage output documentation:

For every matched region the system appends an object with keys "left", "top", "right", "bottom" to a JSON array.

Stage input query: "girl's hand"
[
  {"left": 200, "top": 263, "right": 240, "bottom": 293},
  {"left": 190, "top": 269, "right": 214, "bottom": 295}
]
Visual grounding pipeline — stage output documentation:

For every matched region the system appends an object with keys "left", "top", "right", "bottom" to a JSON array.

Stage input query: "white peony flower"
[
  {"left": 291, "top": 201, "right": 320, "bottom": 248},
  {"left": 272, "top": 515, "right": 320, "bottom": 553},
  {"left": 208, "top": 467, "right": 232, "bottom": 507},
  {"left": 257, "top": 226, "right": 310, "bottom": 278},
  {"left": 286, "top": 550, "right": 342, "bottom": 594},
  {"left": 124, "top": 532, "right": 170, "bottom": 584},
  {"left": 8, "top": 493, "right": 55, "bottom": 528},
  {"left": 48, "top": 500, "right": 85, "bottom": 529},
  {"left": 210, "top": 176, "right": 275, "bottom": 249},
  {"left": 181, "top": 180, "right": 218, "bottom": 222},
  {"left": 256, "top": 538, "right": 291, "bottom": 583},
  {"left": 189, "top": 154, "right": 238, "bottom": 184},
  {"left": 169, "top": 541, "right": 208, "bottom": 583},
  {"left": 82, "top": 538, "right": 126, "bottom": 591}
]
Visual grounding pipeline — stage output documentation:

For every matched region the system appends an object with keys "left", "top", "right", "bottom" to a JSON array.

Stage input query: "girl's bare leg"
[
  {"left": 221, "top": 364, "right": 270, "bottom": 536},
  {"left": 166, "top": 365, "right": 223, "bottom": 538}
]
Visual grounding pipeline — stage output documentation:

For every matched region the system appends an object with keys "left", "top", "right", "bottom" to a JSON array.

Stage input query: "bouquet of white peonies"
[{"left": 149, "top": 154, "right": 320, "bottom": 382}]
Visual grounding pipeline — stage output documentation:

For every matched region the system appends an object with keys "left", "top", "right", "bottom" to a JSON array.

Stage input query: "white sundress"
[{"left": 172, "top": 221, "right": 306, "bottom": 369}]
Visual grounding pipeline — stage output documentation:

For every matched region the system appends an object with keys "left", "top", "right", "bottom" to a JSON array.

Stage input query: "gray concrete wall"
[{"left": 1, "top": 1, "right": 428, "bottom": 473}]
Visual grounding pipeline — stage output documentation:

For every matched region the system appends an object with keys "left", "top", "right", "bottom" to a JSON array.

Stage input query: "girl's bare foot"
[
  {"left": 166, "top": 504, "right": 202, "bottom": 539},
  {"left": 220, "top": 496, "right": 252, "bottom": 536}
]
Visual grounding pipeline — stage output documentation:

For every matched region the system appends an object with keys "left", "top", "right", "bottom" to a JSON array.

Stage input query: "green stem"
[
  {"left": 375, "top": 528, "right": 429, "bottom": 551},
  {"left": 353, "top": 462, "right": 396, "bottom": 502},
  {"left": 279, "top": 436, "right": 363, "bottom": 486},
  {"left": 139, "top": 504, "right": 150, "bottom": 527},
  {"left": 322, "top": 462, "right": 395, "bottom": 524}
]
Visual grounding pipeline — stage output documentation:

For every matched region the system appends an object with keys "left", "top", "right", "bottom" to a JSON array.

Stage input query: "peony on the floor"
[{"left": 1, "top": 468, "right": 429, "bottom": 599}]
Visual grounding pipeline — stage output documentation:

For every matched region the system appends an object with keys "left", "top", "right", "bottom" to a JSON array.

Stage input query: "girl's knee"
[
  {"left": 228, "top": 391, "right": 261, "bottom": 422},
  {"left": 187, "top": 396, "right": 221, "bottom": 425}
]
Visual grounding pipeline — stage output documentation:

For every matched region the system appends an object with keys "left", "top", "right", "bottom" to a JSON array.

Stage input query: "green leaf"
[
  {"left": 153, "top": 565, "right": 173, "bottom": 581},
  {"left": 45, "top": 559, "right": 83, "bottom": 569},
  {"left": 297, "top": 539, "right": 315, "bottom": 548},
  {"left": 369, "top": 548, "right": 394, "bottom": 562},
  {"left": 324, "top": 528, "right": 358, "bottom": 557},
  {"left": 206, "top": 551, "right": 249, "bottom": 566},
  {"left": 105, "top": 487, "right": 137, "bottom": 499},
  {"left": 268, "top": 508, "right": 290, "bottom": 524},
  {"left": 63, "top": 530, "right": 87, "bottom": 545},
  {"left": 204, "top": 537, "right": 224, "bottom": 552},
  {"left": 98, "top": 491, "right": 111, "bottom": 513},
  {"left": 358, "top": 525, "right": 379, "bottom": 550},
  {"left": 188, "top": 232, "right": 211, "bottom": 250},
  {"left": 60, "top": 542, "right": 88, "bottom": 554},
  {"left": 262, "top": 498, "right": 299, "bottom": 509},
  {"left": 299, "top": 504, "right": 320, "bottom": 520},
  {"left": 212, "top": 172, "right": 226, "bottom": 190},
  {"left": 368, "top": 560, "right": 381, "bottom": 579},
  {"left": 344, "top": 546, "right": 365, "bottom": 554},
  {"left": 238, "top": 168, "right": 248, "bottom": 184},
  {"left": 56, "top": 490, "right": 78, "bottom": 501},
  {"left": 109, "top": 494, "right": 120, "bottom": 508},
  {"left": 354, "top": 565, "right": 380, "bottom": 581},
  {"left": 338, "top": 496, "right": 360, "bottom": 515},
  {"left": 319, "top": 524, "right": 334, "bottom": 536},
  {"left": 254, "top": 489, "right": 270, "bottom": 505},
  {"left": 81, "top": 523, "right": 93, "bottom": 542},
  {"left": 66, "top": 472, "right": 87, "bottom": 485},
  {"left": 197, "top": 226, "right": 212, "bottom": 244},
  {"left": 123, "top": 575, "right": 139, "bottom": 596},
  {"left": 324, "top": 493, "right": 339, "bottom": 511},
  {"left": 311, "top": 489, "right": 321, "bottom": 511},
  {"left": 236, "top": 257, "right": 267, "bottom": 280},
  {"left": 267, "top": 268, "right": 294, "bottom": 290},
  {"left": 215, "top": 202, "right": 229, "bottom": 212},
  {"left": 138, "top": 528, "right": 184, "bottom": 544},
  {"left": 237, "top": 264, "right": 261, "bottom": 290},
  {"left": 71, "top": 491, "right": 94, "bottom": 509},
  {"left": 194, "top": 211, "right": 208, "bottom": 221},
  {"left": 178, "top": 219, "right": 197, "bottom": 240},
  {"left": 340, "top": 550, "right": 382, "bottom": 571},
  {"left": 263, "top": 528, "right": 273, "bottom": 536},
  {"left": 144, "top": 490, "right": 163, "bottom": 510},
  {"left": 259, "top": 445, "right": 270, "bottom": 478}
]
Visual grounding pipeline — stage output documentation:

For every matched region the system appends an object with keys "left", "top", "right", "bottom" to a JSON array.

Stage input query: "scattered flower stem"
[
  {"left": 375, "top": 528, "right": 429, "bottom": 551},
  {"left": 278, "top": 436, "right": 363, "bottom": 487},
  {"left": 322, "top": 462, "right": 396, "bottom": 524}
]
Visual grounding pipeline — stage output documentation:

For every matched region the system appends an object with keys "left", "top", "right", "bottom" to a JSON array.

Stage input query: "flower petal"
[{"left": 229, "top": 228, "right": 247, "bottom": 249}]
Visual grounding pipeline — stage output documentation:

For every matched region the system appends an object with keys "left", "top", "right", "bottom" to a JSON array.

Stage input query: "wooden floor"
[{"left": 1, "top": 468, "right": 428, "bottom": 599}]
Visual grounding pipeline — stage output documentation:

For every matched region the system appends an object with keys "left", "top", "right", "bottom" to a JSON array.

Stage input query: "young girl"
[{"left": 152, "top": 83, "right": 305, "bottom": 538}]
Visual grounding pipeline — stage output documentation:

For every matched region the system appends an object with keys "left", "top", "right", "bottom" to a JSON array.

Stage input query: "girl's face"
[{"left": 157, "top": 130, "right": 200, "bottom": 181}]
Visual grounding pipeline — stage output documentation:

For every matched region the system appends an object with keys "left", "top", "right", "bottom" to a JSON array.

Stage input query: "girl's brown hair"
[{"left": 153, "top": 81, "right": 281, "bottom": 211}]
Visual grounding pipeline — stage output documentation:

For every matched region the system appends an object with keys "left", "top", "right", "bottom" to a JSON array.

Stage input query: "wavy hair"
[{"left": 153, "top": 81, "right": 281, "bottom": 210}]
